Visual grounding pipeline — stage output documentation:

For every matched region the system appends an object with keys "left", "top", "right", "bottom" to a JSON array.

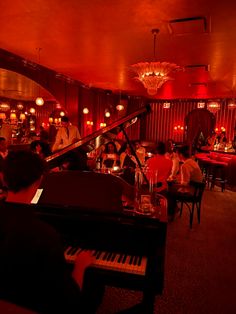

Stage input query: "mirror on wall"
[{"left": 0, "top": 69, "right": 58, "bottom": 144}]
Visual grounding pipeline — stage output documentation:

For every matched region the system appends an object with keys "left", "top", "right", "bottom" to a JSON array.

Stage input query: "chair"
[{"left": 176, "top": 181, "right": 206, "bottom": 228}]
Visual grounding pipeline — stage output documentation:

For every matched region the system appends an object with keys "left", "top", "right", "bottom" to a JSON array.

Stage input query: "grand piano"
[{"left": 35, "top": 104, "right": 167, "bottom": 313}]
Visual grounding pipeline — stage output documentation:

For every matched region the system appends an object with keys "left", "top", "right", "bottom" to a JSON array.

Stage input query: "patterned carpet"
[{"left": 97, "top": 186, "right": 236, "bottom": 314}]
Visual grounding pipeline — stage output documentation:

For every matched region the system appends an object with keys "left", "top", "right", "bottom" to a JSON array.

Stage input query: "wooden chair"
[{"left": 176, "top": 181, "right": 206, "bottom": 228}]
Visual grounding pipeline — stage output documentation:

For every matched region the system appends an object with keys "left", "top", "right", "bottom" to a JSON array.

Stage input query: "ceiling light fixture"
[
  {"left": 131, "top": 29, "right": 180, "bottom": 96},
  {"left": 35, "top": 47, "right": 44, "bottom": 106}
]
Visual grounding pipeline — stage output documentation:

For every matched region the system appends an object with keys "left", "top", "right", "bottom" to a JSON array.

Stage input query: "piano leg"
[{"left": 142, "top": 290, "right": 155, "bottom": 314}]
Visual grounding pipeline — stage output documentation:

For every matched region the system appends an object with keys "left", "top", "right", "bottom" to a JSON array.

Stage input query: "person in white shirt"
[
  {"left": 178, "top": 145, "right": 203, "bottom": 185},
  {"left": 167, "top": 145, "right": 203, "bottom": 219},
  {"left": 52, "top": 116, "right": 81, "bottom": 152}
]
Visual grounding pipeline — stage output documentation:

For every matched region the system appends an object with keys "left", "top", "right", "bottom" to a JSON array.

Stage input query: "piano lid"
[{"left": 46, "top": 104, "right": 151, "bottom": 167}]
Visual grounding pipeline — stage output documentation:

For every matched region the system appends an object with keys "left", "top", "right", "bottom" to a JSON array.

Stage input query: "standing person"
[
  {"left": 0, "top": 150, "right": 101, "bottom": 313},
  {"left": 52, "top": 116, "right": 81, "bottom": 152}
]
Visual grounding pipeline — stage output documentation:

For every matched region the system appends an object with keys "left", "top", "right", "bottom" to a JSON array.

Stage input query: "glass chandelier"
[{"left": 131, "top": 29, "right": 179, "bottom": 96}]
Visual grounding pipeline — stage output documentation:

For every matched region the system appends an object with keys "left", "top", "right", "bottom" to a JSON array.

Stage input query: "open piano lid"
[{"left": 45, "top": 104, "right": 151, "bottom": 168}]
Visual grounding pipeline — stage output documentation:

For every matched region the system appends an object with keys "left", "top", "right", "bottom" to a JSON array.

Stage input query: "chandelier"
[{"left": 131, "top": 29, "right": 179, "bottom": 96}]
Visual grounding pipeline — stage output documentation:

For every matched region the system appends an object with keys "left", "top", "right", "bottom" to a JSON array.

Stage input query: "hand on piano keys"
[
  {"left": 72, "top": 250, "right": 95, "bottom": 288},
  {"left": 65, "top": 246, "right": 147, "bottom": 276}
]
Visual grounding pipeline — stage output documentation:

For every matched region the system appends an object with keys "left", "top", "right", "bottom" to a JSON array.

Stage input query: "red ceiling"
[{"left": 1, "top": 0, "right": 236, "bottom": 100}]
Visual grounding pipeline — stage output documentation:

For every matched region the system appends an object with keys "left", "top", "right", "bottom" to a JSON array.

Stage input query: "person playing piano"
[{"left": 0, "top": 150, "right": 102, "bottom": 313}]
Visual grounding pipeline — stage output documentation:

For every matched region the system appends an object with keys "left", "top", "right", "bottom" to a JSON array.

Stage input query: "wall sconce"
[
  {"left": 83, "top": 107, "right": 89, "bottom": 114},
  {"left": 49, "top": 117, "right": 53, "bottom": 123},
  {"left": 100, "top": 122, "right": 106, "bottom": 128},
  {"left": 60, "top": 111, "right": 65, "bottom": 117},
  {"left": 116, "top": 104, "right": 124, "bottom": 111},
  {"left": 86, "top": 121, "right": 93, "bottom": 126},
  {"left": 220, "top": 126, "right": 226, "bottom": 132},
  {"left": 174, "top": 125, "right": 184, "bottom": 131}
]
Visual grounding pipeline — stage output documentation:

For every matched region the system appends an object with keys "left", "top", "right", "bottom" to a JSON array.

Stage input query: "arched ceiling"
[{"left": 0, "top": 0, "right": 236, "bottom": 100}]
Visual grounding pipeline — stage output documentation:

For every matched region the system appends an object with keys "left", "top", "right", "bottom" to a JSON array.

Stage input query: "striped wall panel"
[{"left": 143, "top": 100, "right": 236, "bottom": 144}]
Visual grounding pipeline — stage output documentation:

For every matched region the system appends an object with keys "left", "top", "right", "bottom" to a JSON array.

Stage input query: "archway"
[{"left": 185, "top": 108, "right": 215, "bottom": 151}]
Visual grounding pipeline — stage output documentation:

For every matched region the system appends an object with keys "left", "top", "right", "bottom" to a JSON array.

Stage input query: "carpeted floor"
[{"left": 97, "top": 186, "right": 236, "bottom": 314}]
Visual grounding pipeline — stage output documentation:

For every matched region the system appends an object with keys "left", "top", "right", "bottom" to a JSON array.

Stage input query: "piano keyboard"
[{"left": 64, "top": 246, "right": 147, "bottom": 276}]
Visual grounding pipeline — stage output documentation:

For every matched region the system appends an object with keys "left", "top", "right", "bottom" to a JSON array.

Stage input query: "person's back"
[
  {"left": 0, "top": 202, "right": 81, "bottom": 313},
  {"left": 0, "top": 151, "right": 95, "bottom": 313},
  {"left": 146, "top": 142, "right": 172, "bottom": 191}
]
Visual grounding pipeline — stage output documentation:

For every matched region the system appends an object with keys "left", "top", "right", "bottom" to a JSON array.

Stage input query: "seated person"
[
  {"left": 30, "top": 140, "right": 51, "bottom": 159},
  {"left": 119, "top": 143, "right": 138, "bottom": 185},
  {"left": 145, "top": 141, "right": 172, "bottom": 192},
  {"left": 134, "top": 141, "right": 146, "bottom": 166},
  {"left": 0, "top": 150, "right": 101, "bottom": 313},
  {"left": 203, "top": 131, "right": 217, "bottom": 150},
  {"left": 120, "top": 143, "right": 138, "bottom": 169},
  {"left": 101, "top": 141, "right": 120, "bottom": 169},
  {"left": 178, "top": 145, "right": 203, "bottom": 187},
  {"left": 167, "top": 145, "right": 203, "bottom": 217}
]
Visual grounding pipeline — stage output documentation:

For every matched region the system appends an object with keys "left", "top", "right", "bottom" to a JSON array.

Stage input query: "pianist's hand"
[{"left": 72, "top": 251, "right": 95, "bottom": 289}]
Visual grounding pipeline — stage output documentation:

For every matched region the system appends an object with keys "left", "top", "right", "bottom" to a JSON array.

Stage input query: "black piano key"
[
  {"left": 96, "top": 251, "right": 102, "bottom": 259},
  {"left": 137, "top": 256, "right": 142, "bottom": 266},
  {"left": 92, "top": 250, "right": 98, "bottom": 256},
  {"left": 106, "top": 252, "right": 113, "bottom": 261},
  {"left": 102, "top": 252, "right": 109, "bottom": 260},
  {"left": 133, "top": 256, "right": 138, "bottom": 266},
  {"left": 70, "top": 247, "right": 79, "bottom": 256},
  {"left": 110, "top": 253, "right": 116, "bottom": 262},
  {"left": 129, "top": 255, "right": 134, "bottom": 265},
  {"left": 121, "top": 254, "right": 127, "bottom": 264},
  {"left": 117, "top": 254, "right": 123, "bottom": 263},
  {"left": 66, "top": 246, "right": 75, "bottom": 255}
]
